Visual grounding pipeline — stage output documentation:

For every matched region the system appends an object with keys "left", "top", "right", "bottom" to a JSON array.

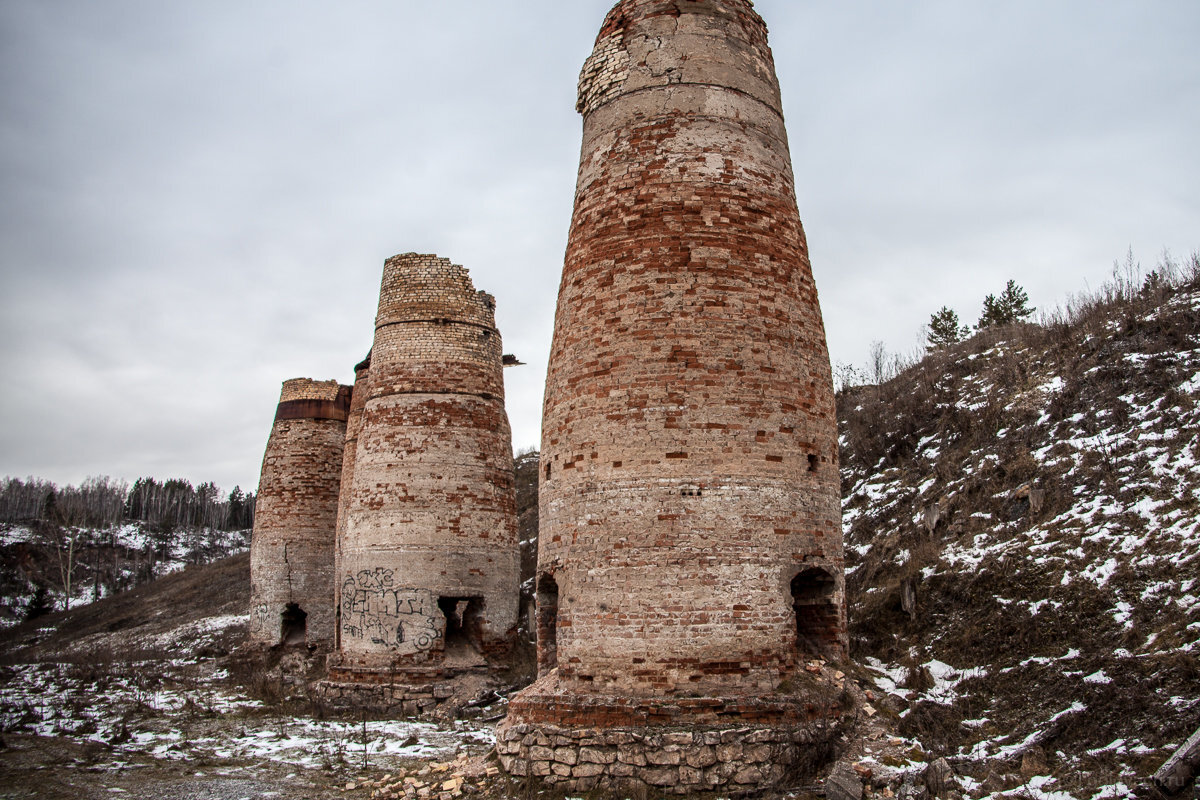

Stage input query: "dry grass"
[{"left": 840, "top": 264, "right": 1200, "bottom": 782}]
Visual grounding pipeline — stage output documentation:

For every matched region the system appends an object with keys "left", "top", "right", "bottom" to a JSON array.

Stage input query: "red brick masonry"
[{"left": 503, "top": 0, "right": 850, "bottom": 791}]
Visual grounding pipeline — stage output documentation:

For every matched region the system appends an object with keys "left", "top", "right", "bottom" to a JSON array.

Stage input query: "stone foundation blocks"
[{"left": 493, "top": 721, "right": 838, "bottom": 795}]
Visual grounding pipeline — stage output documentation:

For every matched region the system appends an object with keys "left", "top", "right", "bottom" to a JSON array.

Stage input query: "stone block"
[
  {"left": 925, "top": 758, "right": 955, "bottom": 799},
  {"left": 643, "top": 769, "right": 679, "bottom": 787},
  {"left": 573, "top": 763, "right": 606, "bottom": 779},
  {"left": 710, "top": 762, "right": 740, "bottom": 781},
  {"left": 553, "top": 747, "right": 578, "bottom": 766},
  {"left": 685, "top": 745, "right": 717, "bottom": 768},
  {"left": 575, "top": 776, "right": 600, "bottom": 791},
  {"left": 499, "top": 756, "right": 526, "bottom": 777},
  {"left": 734, "top": 766, "right": 765, "bottom": 785},
  {"left": 522, "top": 731, "right": 549, "bottom": 748},
  {"left": 746, "top": 744, "right": 773, "bottom": 763},
  {"left": 662, "top": 732, "right": 695, "bottom": 746},
  {"left": 528, "top": 746, "right": 554, "bottom": 762},
  {"left": 617, "top": 746, "right": 648, "bottom": 766},
  {"left": 716, "top": 743, "right": 743, "bottom": 762},
  {"left": 826, "top": 762, "right": 864, "bottom": 800},
  {"left": 579, "top": 747, "right": 616, "bottom": 764},
  {"left": 646, "top": 747, "right": 682, "bottom": 766}
]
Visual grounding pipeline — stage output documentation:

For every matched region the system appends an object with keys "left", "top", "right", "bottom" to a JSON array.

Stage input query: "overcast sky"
[{"left": 1, "top": 0, "right": 1197, "bottom": 494}]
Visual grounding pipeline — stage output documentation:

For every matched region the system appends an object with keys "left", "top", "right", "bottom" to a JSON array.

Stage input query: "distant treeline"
[{"left": 0, "top": 475, "right": 255, "bottom": 531}]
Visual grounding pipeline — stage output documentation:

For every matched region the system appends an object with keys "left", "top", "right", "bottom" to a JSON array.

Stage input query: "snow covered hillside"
[
  {"left": 0, "top": 522, "right": 250, "bottom": 627},
  {"left": 840, "top": 278, "right": 1200, "bottom": 796}
]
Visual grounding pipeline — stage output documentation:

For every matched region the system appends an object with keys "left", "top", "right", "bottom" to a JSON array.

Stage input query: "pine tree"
[
  {"left": 927, "top": 307, "right": 970, "bottom": 351},
  {"left": 977, "top": 280, "right": 1035, "bottom": 329},
  {"left": 25, "top": 583, "right": 54, "bottom": 619},
  {"left": 999, "top": 279, "right": 1035, "bottom": 322}
]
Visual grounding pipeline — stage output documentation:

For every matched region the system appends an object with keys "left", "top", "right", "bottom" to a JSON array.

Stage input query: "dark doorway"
[
  {"left": 536, "top": 573, "right": 559, "bottom": 676},
  {"left": 280, "top": 603, "right": 307, "bottom": 646},
  {"left": 790, "top": 568, "right": 839, "bottom": 656},
  {"left": 438, "top": 596, "right": 484, "bottom": 653}
]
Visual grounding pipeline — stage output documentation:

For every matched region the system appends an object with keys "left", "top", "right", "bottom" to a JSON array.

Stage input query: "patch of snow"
[
  {"left": 862, "top": 657, "right": 909, "bottom": 698},
  {"left": 1082, "top": 558, "right": 1119, "bottom": 586},
  {"left": 922, "top": 660, "right": 986, "bottom": 705}
]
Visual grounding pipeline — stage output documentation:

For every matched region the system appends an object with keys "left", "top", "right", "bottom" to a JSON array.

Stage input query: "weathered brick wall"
[
  {"left": 530, "top": 0, "right": 847, "bottom": 699},
  {"left": 335, "top": 254, "right": 519, "bottom": 673},
  {"left": 249, "top": 378, "right": 351, "bottom": 646},
  {"left": 332, "top": 354, "right": 371, "bottom": 651},
  {"left": 279, "top": 378, "right": 342, "bottom": 404}
]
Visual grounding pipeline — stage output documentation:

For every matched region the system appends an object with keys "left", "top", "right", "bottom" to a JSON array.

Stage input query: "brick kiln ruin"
[
  {"left": 328, "top": 253, "right": 520, "bottom": 683},
  {"left": 498, "top": 0, "right": 849, "bottom": 792},
  {"left": 250, "top": 255, "right": 520, "bottom": 705},
  {"left": 249, "top": 378, "right": 352, "bottom": 647}
]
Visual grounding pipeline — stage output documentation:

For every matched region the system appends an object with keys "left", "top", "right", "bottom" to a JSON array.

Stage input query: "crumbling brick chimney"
[
  {"left": 499, "top": 0, "right": 849, "bottom": 792},
  {"left": 329, "top": 254, "right": 520, "bottom": 682},
  {"left": 249, "top": 378, "right": 351, "bottom": 648}
]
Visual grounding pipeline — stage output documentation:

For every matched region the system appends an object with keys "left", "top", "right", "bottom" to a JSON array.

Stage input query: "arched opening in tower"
[
  {"left": 536, "top": 573, "right": 559, "bottom": 675},
  {"left": 791, "top": 568, "right": 839, "bottom": 656},
  {"left": 437, "top": 596, "right": 485, "bottom": 660},
  {"left": 280, "top": 603, "right": 308, "bottom": 646}
]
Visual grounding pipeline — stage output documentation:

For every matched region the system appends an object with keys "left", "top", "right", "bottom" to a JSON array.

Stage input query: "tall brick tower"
[
  {"left": 329, "top": 254, "right": 519, "bottom": 682},
  {"left": 249, "top": 378, "right": 351, "bottom": 647},
  {"left": 500, "top": 0, "right": 848, "bottom": 792}
]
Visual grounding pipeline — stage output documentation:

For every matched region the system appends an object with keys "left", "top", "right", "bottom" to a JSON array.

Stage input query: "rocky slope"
[{"left": 840, "top": 275, "right": 1200, "bottom": 796}]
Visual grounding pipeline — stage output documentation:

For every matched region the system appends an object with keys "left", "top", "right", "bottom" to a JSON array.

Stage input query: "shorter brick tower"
[
  {"left": 329, "top": 254, "right": 520, "bottom": 683},
  {"left": 249, "top": 378, "right": 351, "bottom": 647}
]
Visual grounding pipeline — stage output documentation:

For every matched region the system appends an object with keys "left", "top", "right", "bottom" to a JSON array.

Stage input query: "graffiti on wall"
[
  {"left": 340, "top": 568, "right": 442, "bottom": 655},
  {"left": 251, "top": 603, "right": 272, "bottom": 638}
]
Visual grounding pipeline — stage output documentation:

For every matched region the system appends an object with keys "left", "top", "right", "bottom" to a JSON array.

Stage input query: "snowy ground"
[{"left": 0, "top": 612, "right": 498, "bottom": 800}]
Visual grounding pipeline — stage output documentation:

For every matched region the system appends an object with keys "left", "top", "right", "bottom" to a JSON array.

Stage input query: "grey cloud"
[{"left": 0, "top": 0, "right": 1196, "bottom": 492}]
